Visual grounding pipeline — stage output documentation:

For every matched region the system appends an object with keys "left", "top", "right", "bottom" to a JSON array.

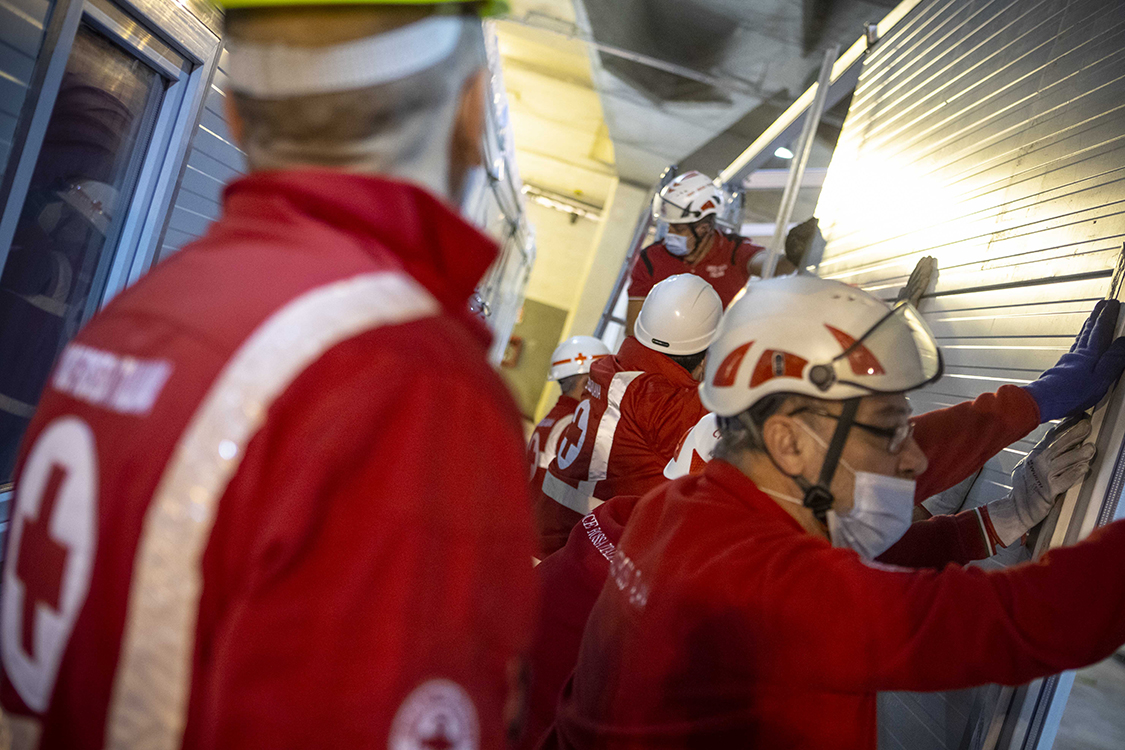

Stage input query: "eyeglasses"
[{"left": 789, "top": 406, "right": 914, "bottom": 455}]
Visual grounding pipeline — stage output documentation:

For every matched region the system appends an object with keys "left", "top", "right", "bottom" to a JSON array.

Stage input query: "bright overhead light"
[{"left": 774, "top": 147, "right": 794, "bottom": 159}]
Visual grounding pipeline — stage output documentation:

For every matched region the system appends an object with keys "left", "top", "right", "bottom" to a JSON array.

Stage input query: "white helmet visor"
[{"left": 812, "top": 302, "right": 943, "bottom": 395}]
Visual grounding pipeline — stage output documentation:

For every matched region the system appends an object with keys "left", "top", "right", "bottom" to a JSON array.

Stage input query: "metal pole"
[
  {"left": 760, "top": 44, "right": 839, "bottom": 279},
  {"left": 593, "top": 166, "right": 679, "bottom": 338}
]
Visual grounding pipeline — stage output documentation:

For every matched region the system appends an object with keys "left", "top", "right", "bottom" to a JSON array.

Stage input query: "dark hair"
[
  {"left": 668, "top": 350, "right": 707, "bottom": 375},
  {"left": 713, "top": 393, "right": 806, "bottom": 459}
]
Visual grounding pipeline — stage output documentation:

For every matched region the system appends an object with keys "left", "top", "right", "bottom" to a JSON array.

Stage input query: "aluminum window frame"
[
  {"left": 0, "top": 0, "right": 220, "bottom": 314},
  {"left": 0, "top": 0, "right": 219, "bottom": 540}
]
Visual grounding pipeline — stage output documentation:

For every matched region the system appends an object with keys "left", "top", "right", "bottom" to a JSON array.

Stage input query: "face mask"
[
  {"left": 792, "top": 420, "right": 916, "bottom": 558},
  {"left": 664, "top": 233, "right": 690, "bottom": 256},
  {"left": 826, "top": 471, "right": 915, "bottom": 558}
]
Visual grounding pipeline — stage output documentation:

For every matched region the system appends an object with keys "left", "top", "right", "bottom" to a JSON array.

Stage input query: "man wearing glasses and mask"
[{"left": 544, "top": 276, "right": 1125, "bottom": 750}]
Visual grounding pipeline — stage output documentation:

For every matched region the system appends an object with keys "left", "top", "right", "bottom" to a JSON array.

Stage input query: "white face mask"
[
  {"left": 664, "top": 232, "right": 691, "bottom": 256},
  {"left": 787, "top": 419, "right": 917, "bottom": 558},
  {"left": 826, "top": 471, "right": 915, "bottom": 559}
]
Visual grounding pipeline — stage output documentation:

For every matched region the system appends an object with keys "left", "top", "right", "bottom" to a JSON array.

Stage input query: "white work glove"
[{"left": 986, "top": 418, "right": 1095, "bottom": 547}]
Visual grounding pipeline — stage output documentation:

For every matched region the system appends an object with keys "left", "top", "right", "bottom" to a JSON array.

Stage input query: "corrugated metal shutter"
[
  {"left": 813, "top": 0, "right": 1125, "bottom": 747},
  {"left": 0, "top": 0, "right": 53, "bottom": 185},
  {"left": 158, "top": 49, "right": 246, "bottom": 262}
]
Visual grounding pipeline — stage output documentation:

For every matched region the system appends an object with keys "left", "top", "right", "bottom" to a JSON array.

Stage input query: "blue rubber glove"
[{"left": 1023, "top": 299, "right": 1125, "bottom": 422}]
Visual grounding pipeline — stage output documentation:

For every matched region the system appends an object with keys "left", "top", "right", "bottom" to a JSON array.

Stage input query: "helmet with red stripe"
[
  {"left": 548, "top": 336, "right": 611, "bottom": 381},
  {"left": 701, "top": 275, "right": 943, "bottom": 417},
  {"left": 653, "top": 171, "right": 723, "bottom": 225}
]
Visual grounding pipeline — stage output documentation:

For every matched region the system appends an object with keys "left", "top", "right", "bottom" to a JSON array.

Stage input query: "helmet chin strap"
[
  {"left": 796, "top": 397, "right": 860, "bottom": 525},
  {"left": 743, "top": 398, "right": 860, "bottom": 526},
  {"left": 686, "top": 218, "right": 715, "bottom": 261}
]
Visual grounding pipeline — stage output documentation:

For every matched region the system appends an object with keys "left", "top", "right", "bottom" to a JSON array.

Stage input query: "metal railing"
[{"left": 592, "top": 166, "right": 679, "bottom": 339}]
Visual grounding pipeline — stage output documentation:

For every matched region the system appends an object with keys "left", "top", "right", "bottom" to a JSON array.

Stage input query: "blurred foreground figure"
[
  {"left": 547, "top": 277, "right": 1125, "bottom": 750},
  {"left": 0, "top": 2, "right": 536, "bottom": 749}
]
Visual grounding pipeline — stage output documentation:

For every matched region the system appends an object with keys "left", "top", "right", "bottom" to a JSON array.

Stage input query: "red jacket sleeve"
[
  {"left": 877, "top": 386, "right": 1039, "bottom": 568},
  {"left": 190, "top": 330, "right": 536, "bottom": 750},
  {"left": 756, "top": 520, "right": 1125, "bottom": 694},
  {"left": 877, "top": 509, "right": 992, "bottom": 567},
  {"left": 913, "top": 384, "right": 1039, "bottom": 501},
  {"left": 736, "top": 239, "right": 764, "bottom": 272},
  {"left": 878, "top": 385, "right": 1039, "bottom": 568}
]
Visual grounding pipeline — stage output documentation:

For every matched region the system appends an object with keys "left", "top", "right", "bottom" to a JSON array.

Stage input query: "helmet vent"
[{"left": 652, "top": 338, "right": 671, "bottom": 348}]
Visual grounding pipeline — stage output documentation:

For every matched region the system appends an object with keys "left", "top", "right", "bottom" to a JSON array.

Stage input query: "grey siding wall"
[
  {"left": 158, "top": 49, "right": 246, "bottom": 262},
  {"left": 813, "top": 0, "right": 1125, "bottom": 747},
  {"left": 0, "top": 0, "right": 53, "bottom": 185}
]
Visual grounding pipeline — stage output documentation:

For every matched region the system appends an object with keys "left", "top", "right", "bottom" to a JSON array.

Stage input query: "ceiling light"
[{"left": 774, "top": 147, "right": 794, "bottom": 159}]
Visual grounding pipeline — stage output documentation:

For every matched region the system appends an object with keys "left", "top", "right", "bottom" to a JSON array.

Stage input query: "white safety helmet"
[
  {"left": 549, "top": 335, "right": 611, "bottom": 381},
  {"left": 701, "top": 275, "right": 943, "bottom": 417},
  {"left": 635, "top": 274, "right": 723, "bottom": 356},
  {"left": 653, "top": 171, "right": 723, "bottom": 225},
  {"left": 664, "top": 413, "right": 720, "bottom": 479}
]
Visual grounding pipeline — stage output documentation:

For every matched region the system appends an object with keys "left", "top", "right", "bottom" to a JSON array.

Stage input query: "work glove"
[
  {"left": 985, "top": 418, "right": 1095, "bottom": 547},
  {"left": 784, "top": 217, "right": 819, "bottom": 267},
  {"left": 1022, "top": 299, "right": 1125, "bottom": 422}
]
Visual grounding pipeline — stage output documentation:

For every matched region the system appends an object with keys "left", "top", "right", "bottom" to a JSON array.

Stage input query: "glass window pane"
[{"left": 0, "top": 25, "right": 161, "bottom": 480}]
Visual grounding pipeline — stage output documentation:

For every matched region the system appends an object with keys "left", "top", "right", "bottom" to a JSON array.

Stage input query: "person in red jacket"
[
  {"left": 519, "top": 380, "right": 1073, "bottom": 749},
  {"left": 0, "top": 4, "right": 535, "bottom": 749},
  {"left": 548, "top": 276, "right": 1125, "bottom": 750},
  {"left": 529, "top": 336, "right": 611, "bottom": 509},
  {"left": 535, "top": 274, "right": 722, "bottom": 556},
  {"left": 625, "top": 171, "right": 770, "bottom": 333}
]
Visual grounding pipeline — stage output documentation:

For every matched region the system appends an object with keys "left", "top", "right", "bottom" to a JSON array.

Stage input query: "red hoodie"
[
  {"left": 552, "top": 458, "right": 1125, "bottom": 749},
  {"left": 0, "top": 172, "right": 536, "bottom": 750},
  {"left": 519, "top": 385, "right": 1040, "bottom": 748}
]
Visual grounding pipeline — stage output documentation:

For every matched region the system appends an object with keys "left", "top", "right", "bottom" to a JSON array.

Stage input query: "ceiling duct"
[{"left": 581, "top": 0, "right": 739, "bottom": 103}]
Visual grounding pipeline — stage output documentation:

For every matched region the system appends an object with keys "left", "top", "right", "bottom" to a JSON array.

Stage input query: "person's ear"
[
  {"left": 224, "top": 93, "right": 246, "bottom": 150},
  {"left": 761, "top": 415, "right": 809, "bottom": 477}
]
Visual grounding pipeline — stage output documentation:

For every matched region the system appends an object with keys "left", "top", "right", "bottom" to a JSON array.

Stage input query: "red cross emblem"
[
  {"left": 15, "top": 464, "right": 71, "bottom": 660},
  {"left": 2, "top": 416, "right": 99, "bottom": 713}
]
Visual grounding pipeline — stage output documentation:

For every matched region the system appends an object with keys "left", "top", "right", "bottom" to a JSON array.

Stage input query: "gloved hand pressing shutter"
[
  {"left": 1023, "top": 299, "right": 1125, "bottom": 422},
  {"left": 984, "top": 418, "right": 1095, "bottom": 547}
]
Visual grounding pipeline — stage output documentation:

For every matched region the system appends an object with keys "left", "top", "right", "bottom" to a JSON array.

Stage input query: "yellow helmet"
[{"left": 215, "top": 0, "right": 508, "bottom": 16}]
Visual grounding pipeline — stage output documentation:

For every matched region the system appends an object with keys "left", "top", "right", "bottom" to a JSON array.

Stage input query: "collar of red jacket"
[
  {"left": 701, "top": 459, "right": 807, "bottom": 534},
  {"left": 553, "top": 393, "right": 580, "bottom": 414},
  {"left": 613, "top": 336, "right": 701, "bottom": 389},
  {"left": 223, "top": 170, "right": 498, "bottom": 322}
]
